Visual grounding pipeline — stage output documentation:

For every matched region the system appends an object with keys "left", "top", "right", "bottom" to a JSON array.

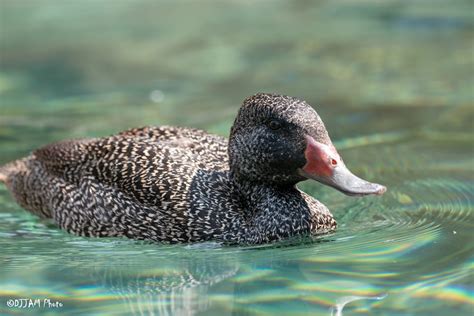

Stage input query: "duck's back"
[{"left": 0, "top": 126, "right": 231, "bottom": 242}]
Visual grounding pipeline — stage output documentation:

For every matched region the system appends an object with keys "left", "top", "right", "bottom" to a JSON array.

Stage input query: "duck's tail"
[
  {"left": 0, "top": 158, "right": 30, "bottom": 184},
  {"left": 0, "top": 161, "right": 14, "bottom": 183},
  {"left": 0, "top": 157, "right": 53, "bottom": 218}
]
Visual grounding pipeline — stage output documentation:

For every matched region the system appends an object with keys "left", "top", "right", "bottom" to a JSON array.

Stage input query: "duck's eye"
[
  {"left": 268, "top": 120, "right": 282, "bottom": 130},
  {"left": 330, "top": 158, "right": 338, "bottom": 166}
]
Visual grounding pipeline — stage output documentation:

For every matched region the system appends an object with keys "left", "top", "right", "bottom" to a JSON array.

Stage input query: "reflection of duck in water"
[
  {"left": 97, "top": 251, "right": 239, "bottom": 316},
  {"left": 0, "top": 93, "right": 385, "bottom": 244},
  {"left": 37, "top": 245, "right": 239, "bottom": 316}
]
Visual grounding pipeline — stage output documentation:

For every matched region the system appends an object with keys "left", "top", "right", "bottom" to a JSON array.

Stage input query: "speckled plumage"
[{"left": 0, "top": 93, "right": 338, "bottom": 244}]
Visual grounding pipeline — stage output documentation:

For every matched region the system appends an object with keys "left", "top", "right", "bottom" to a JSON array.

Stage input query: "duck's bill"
[
  {"left": 298, "top": 136, "right": 386, "bottom": 197},
  {"left": 299, "top": 164, "right": 386, "bottom": 196}
]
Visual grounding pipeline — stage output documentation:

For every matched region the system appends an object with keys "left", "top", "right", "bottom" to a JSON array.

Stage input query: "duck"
[{"left": 0, "top": 93, "right": 386, "bottom": 244}]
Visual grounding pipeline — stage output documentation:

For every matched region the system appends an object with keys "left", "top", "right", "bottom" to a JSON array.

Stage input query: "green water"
[{"left": 0, "top": 0, "right": 473, "bottom": 315}]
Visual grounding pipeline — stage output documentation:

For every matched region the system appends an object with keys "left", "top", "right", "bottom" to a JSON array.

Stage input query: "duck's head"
[{"left": 229, "top": 93, "right": 386, "bottom": 196}]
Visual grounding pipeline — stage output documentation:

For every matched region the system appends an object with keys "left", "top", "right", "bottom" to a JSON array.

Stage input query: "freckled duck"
[{"left": 0, "top": 93, "right": 386, "bottom": 244}]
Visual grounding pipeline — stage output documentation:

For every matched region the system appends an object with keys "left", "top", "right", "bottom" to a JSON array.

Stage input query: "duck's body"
[{"left": 0, "top": 93, "right": 385, "bottom": 244}]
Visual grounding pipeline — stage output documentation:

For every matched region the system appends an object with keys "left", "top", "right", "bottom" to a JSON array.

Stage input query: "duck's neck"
[
  {"left": 230, "top": 174, "right": 313, "bottom": 244},
  {"left": 233, "top": 178, "right": 292, "bottom": 206}
]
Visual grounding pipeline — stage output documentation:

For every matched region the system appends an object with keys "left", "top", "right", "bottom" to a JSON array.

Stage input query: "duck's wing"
[
  {"left": 35, "top": 126, "right": 227, "bottom": 174},
  {"left": 24, "top": 138, "right": 185, "bottom": 239},
  {"left": 32, "top": 136, "right": 185, "bottom": 207},
  {"left": 34, "top": 128, "right": 229, "bottom": 207},
  {"left": 119, "top": 125, "right": 229, "bottom": 161},
  {"left": 119, "top": 125, "right": 187, "bottom": 140},
  {"left": 119, "top": 125, "right": 223, "bottom": 143},
  {"left": 33, "top": 138, "right": 96, "bottom": 178}
]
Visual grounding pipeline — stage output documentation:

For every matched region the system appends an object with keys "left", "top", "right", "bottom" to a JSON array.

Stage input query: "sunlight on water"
[{"left": 330, "top": 294, "right": 387, "bottom": 316}]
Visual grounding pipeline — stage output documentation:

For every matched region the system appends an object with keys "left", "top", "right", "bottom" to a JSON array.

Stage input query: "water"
[{"left": 0, "top": 0, "right": 473, "bottom": 315}]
